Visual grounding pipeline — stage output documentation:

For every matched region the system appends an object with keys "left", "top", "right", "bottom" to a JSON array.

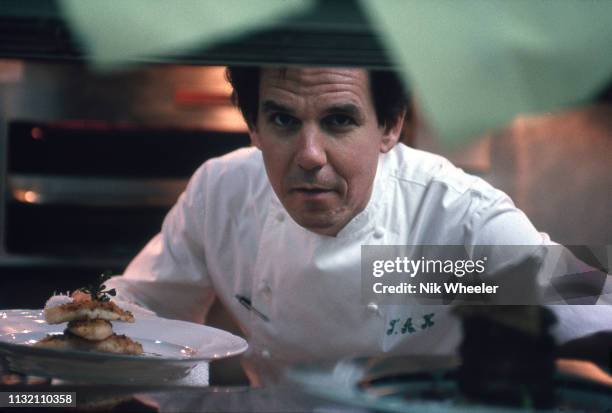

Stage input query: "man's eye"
[
  {"left": 271, "top": 113, "right": 299, "bottom": 127},
  {"left": 324, "top": 114, "right": 355, "bottom": 128}
]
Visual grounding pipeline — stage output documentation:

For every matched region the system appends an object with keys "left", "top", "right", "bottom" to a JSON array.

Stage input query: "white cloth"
[{"left": 106, "top": 143, "right": 610, "bottom": 385}]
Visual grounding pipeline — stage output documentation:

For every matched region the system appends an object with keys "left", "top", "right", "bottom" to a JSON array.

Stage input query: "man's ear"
[
  {"left": 379, "top": 110, "right": 406, "bottom": 153},
  {"left": 249, "top": 126, "right": 262, "bottom": 149}
]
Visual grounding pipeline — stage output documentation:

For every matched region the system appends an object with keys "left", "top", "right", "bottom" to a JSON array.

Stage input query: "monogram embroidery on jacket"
[{"left": 386, "top": 313, "right": 436, "bottom": 336}]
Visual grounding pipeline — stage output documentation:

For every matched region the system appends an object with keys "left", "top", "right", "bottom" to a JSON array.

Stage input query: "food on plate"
[
  {"left": 66, "top": 319, "right": 113, "bottom": 341},
  {"left": 90, "top": 333, "right": 143, "bottom": 355},
  {"left": 35, "top": 272, "right": 143, "bottom": 356},
  {"left": 44, "top": 274, "right": 134, "bottom": 324},
  {"left": 44, "top": 300, "right": 134, "bottom": 324},
  {"left": 35, "top": 332, "right": 143, "bottom": 355}
]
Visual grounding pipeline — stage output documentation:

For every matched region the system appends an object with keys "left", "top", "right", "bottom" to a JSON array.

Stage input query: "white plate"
[{"left": 0, "top": 309, "right": 248, "bottom": 384}]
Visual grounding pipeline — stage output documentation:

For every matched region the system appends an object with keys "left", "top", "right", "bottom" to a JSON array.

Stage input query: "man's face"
[{"left": 250, "top": 68, "right": 402, "bottom": 236}]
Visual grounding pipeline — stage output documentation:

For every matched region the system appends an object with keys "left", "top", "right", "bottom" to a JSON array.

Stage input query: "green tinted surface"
[
  {"left": 361, "top": 0, "right": 612, "bottom": 145},
  {"left": 59, "top": 0, "right": 314, "bottom": 65}
]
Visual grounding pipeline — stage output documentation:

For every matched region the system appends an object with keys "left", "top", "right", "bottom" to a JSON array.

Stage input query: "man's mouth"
[
  {"left": 292, "top": 186, "right": 334, "bottom": 194},
  {"left": 290, "top": 185, "right": 337, "bottom": 201}
]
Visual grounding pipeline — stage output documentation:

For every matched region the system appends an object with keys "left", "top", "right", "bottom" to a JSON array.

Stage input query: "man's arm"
[
  {"left": 106, "top": 163, "right": 215, "bottom": 323},
  {"left": 467, "top": 190, "right": 612, "bottom": 349}
]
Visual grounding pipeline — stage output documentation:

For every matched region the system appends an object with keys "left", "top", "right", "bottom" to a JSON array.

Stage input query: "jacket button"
[
  {"left": 373, "top": 227, "right": 384, "bottom": 239},
  {"left": 367, "top": 302, "right": 380, "bottom": 314},
  {"left": 276, "top": 213, "right": 285, "bottom": 222},
  {"left": 260, "top": 282, "right": 272, "bottom": 295},
  {"left": 261, "top": 349, "right": 271, "bottom": 358}
]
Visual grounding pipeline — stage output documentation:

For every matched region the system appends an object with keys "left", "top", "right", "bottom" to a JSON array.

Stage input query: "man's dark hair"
[{"left": 225, "top": 67, "right": 410, "bottom": 132}]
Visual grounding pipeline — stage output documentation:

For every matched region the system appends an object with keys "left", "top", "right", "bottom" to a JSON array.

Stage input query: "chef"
[{"left": 107, "top": 66, "right": 611, "bottom": 385}]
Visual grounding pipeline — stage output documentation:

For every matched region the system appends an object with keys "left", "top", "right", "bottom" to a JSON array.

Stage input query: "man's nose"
[{"left": 295, "top": 126, "right": 327, "bottom": 170}]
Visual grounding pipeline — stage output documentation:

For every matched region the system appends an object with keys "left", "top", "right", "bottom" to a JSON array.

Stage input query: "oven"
[{"left": 0, "top": 62, "right": 249, "bottom": 308}]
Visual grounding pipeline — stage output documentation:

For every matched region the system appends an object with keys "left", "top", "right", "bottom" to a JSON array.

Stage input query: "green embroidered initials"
[
  {"left": 385, "top": 313, "right": 436, "bottom": 336},
  {"left": 421, "top": 313, "right": 435, "bottom": 329}
]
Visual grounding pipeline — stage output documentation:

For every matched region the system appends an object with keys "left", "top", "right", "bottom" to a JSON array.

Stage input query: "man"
[{"left": 107, "top": 67, "right": 610, "bottom": 385}]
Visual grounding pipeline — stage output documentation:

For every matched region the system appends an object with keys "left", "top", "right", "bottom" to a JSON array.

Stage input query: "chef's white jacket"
[{"left": 107, "top": 143, "right": 611, "bottom": 384}]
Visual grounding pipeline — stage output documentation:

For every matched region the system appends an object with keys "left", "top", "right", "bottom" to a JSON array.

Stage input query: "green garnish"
[{"left": 78, "top": 271, "right": 117, "bottom": 302}]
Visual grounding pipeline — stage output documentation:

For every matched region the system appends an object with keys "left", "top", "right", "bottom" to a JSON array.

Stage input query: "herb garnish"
[{"left": 78, "top": 271, "right": 117, "bottom": 302}]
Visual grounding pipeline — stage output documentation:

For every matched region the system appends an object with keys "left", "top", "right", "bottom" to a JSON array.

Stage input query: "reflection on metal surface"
[
  {"left": 24, "top": 190, "right": 38, "bottom": 203},
  {"left": 487, "top": 105, "right": 612, "bottom": 245},
  {"left": 0, "top": 59, "right": 23, "bottom": 83},
  {"left": 13, "top": 189, "right": 39, "bottom": 204},
  {"left": 1, "top": 62, "right": 247, "bottom": 132},
  {"left": 30, "top": 127, "right": 43, "bottom": 140},
  {"left": 197, "top": 106, "right": 247, "bottom": 133},
  {"left": 9, "top": 175, "right": 187, "bottom": 207}
]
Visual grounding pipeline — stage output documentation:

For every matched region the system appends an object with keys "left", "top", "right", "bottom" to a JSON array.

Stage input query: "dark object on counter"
[
  {"left": 456, "top": 306, "right": 557, "bottom": 409},
  {"left": 558, "top": 331, "right": 612, "bottom": 370}
]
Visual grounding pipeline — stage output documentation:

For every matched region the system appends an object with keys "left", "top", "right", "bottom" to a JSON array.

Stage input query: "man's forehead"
[
  {"left": 261, "top": 67, "right": 367, "bottom": 81},
  {"left": 259, "top": 67, "right": 370, "bottom": 100}
]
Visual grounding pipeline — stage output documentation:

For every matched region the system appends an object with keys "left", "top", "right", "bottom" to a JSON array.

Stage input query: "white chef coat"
[{"left": 107, "top": 143, "right": 611, "bottom": 385}]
